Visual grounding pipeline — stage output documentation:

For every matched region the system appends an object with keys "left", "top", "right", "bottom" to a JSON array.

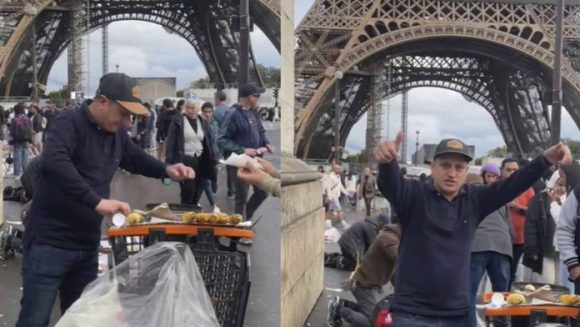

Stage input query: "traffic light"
[{"left": 273, "top": 88, "right": 279, "bottom": 99}]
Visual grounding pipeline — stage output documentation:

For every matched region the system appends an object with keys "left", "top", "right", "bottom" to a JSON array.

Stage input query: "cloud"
[
  {"left": 346, "top": 88, "right": 580, "bottom": 158},
  {"left": 47, "top": 21, "right": 279, "bottom": 94}
]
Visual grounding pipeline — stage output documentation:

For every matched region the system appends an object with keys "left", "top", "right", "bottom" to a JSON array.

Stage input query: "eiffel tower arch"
[
  {"left": 294, "top": 0, "right": 580, "bottom": 159},
  {"left": 0, "top": 0, "right": 280, "bottom": 97}
]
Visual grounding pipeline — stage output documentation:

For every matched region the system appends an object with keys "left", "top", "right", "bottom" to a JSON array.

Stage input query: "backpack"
[{"left": 11, "top": 115, "right": 32, "bottom": 143}]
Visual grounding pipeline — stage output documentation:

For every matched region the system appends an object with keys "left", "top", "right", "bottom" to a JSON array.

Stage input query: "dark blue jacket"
[
  {"left": 218, "top": 104, "right": 270, "bottom": 154},
  {"left": 24, "top": 101, "right": 167, "bottom": 250},
  {"left": 378, "top": 156, "right": 551, "bottom": 316}
]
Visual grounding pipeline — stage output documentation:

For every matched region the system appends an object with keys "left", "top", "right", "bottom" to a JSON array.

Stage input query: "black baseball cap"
[
  {"left": 95, "top": 73, "right": 149, "bottom": 116},
  {"left": 238, "top": 84, "right": 265, "bottom": 98},
  {"left": 433, "top": 138, "right": 473, "bottom": 162}
]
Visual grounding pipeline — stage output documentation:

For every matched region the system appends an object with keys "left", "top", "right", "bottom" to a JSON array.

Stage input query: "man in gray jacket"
[
  {"left": 467, "top": 163, "right": 513, "bottom": 327},
  {"left": 556, "top": 185, "right": 580, "bottom": 293}
]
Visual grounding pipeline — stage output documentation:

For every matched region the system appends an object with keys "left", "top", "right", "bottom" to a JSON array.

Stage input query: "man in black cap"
[
  {"left": 373, "top": 132, "right": 571, "bottom": 326},
  {"left": 16, "top": 73, "right": 194, "bottom": 327},
  {"left": 218, "top": 84, "right": 274, "bottom": 245}
]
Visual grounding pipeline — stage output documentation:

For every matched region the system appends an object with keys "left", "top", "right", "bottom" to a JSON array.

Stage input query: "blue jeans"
[
  {"left": 16, "top": 243, "right": 98, "bottom": 327},
  {"left": 392, "top": 311, "right": 467, "bottom": 327},
  {"left": 203, "top": 179, "right": 217, "bottom": 206},
  {"left": 468, "top": 251, "right": 510, "bottom": 327},
  {"left": 13, "top": 142, "right": 29, "bottom": 175}
]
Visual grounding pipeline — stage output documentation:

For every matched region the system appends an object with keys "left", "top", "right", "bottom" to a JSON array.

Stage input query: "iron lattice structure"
[
  {"left": 295, "top": 0, "right": 580, "bottom": 159},
  {"left": 0, "top": 0, "right": 280, "bottom": 97}
]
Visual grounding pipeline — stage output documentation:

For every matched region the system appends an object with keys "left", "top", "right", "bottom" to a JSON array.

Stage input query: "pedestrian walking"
[
  {"left": 155, "top": 98, "right": 176, "bottom": 161},
  {"left": 218, "top": 84, "right": 274, "bottom": 245},
  {"left": 201, "top": 101, "right": 220, "bottom": 211},
  {"left": 16, "top": 73, "right": 194, "bottom": 327},
  {"left": 29, "top": 104, "right": 45, "bottom": 154},
  {"left": 10, "top": 102, "right": 32, "bottom": 177},
  {"left": 214, "top": 90, "right": 236, "bottom": 199},
  {"left": 360, "top": 167, "right": 377, "bottom": 217},
  {"left": 166, "top": 99, "right": 217, "bottom": 211}
]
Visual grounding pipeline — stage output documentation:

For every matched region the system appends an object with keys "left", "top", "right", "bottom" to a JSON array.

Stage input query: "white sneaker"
[{"left": 213, "top": 206, "right": 221, "bottom": 213}]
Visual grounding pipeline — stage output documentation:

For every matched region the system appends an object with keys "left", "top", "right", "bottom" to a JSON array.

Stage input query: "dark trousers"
[
  {"left": 468, "top": 252, "right": 510, "bottom": 327},
  {"left": 235, "top": 168, "right": 269, "bottom": 220},
  {"left": 226, "top": 165, "right": 237, "bottom": 195},
  {"left": 340, "top": 285, "right": 380, "bottom": 327},
  {"left": 16, "top": 243, "right": 98, "bottom": 327},
  {"left": 392, "top": 311, "right": 467, "bottom": 327},
  {"left": 575, "top": 278, "right": 580, "bottom": 295},
  {"left": 180, "top": 155, "right": 204, "bottom": 205},
  {"left": 510, "top": 244, "right": 525, "bottom": 287},
  {"left": 364, "top": 197, "right": 372, "bottom": 217}
]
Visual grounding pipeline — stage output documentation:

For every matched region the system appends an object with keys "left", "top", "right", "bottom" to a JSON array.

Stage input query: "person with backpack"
[{"left": 10, "top": 102, "right": 32, "bottom": 176}]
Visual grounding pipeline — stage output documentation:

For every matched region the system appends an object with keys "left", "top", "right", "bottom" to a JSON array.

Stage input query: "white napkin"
[{"left": 219, "top": 153, "right": 263, "bottom": 170}]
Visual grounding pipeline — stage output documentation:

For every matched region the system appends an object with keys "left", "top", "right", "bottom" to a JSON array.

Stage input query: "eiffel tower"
[
  {"left": 0, "top": 0, "right": 280, "bottom": 97},
  {"left": 295, "top": 0, "right": 580, "bottom": 159}
]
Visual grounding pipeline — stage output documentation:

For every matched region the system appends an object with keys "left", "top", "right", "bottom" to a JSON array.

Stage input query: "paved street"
[{"left": 0, "top": 122, "right": 280, "bottom": 327}]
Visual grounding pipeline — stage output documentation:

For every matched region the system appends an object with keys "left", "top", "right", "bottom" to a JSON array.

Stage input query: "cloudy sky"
[
  {"left": 295, "top": 0, "right": 580, "bottom": 159},
  {"left": 47, "top": 21, "right": 279, "bottom": 96}
]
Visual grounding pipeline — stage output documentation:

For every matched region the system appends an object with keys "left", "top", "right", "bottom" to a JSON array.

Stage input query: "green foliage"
[
  {"left": 563, "top": 138, "right": 580, "bottom": 159},
  {"left": 256, "top": 64, "right": 280, "bottom": 88},
  {"left": 487, "top": 145, "right": 508, "bottom": 157},
  {"left": 189, "top": 76, "right": 212, "bottom": 89}
]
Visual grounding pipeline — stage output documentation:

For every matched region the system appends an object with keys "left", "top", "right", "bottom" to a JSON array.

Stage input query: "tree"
[
  {"left": 190, "top": 76, "right": 212, "bottom": 89},
  {"left": 176, "top": 90, "right": 184, "bottom": 97},
  {"left": 487, "top": 145, "right": 507, "bottom": 157},
  {"left": 256, "top": 64, "right": 280, "bottom": 88},
  {"left": 563, "top": 138, "right": 580, "bottom": 159}
]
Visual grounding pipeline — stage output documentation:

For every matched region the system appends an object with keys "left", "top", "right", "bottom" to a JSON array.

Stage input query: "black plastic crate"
[{"left": 109, "top": 229, "right": 250, "bottom": 327}]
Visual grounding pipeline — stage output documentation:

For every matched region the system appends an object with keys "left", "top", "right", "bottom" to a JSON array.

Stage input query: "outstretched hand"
[
  {"left": 374, "top": 132, "right": 404, "bottom": 164},
  {"left": 544, "top": 142, "right": 572, "bottom": 166},
  {"left": 166, "top": 163, "right": 195, "bottom": 181}
]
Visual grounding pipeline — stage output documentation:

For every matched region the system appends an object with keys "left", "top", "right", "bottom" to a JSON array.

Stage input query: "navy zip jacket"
[
  {"left": 218, "top": 104, "right": 270, "bottom": 155},
  {"left": 378, "top": 155, "right": 551, "bottom": 316},
  {"left": 24, "top": 102, "right": 167, "bottom": 250}
]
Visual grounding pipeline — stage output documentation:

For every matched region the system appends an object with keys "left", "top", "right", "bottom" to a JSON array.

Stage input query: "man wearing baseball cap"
[
  {"left": 16, "top": 73, "right": 194, "bottom": 327},
  {"left": 218, "top": 83, "right": 274, "bottom": 245},
  {"left": 374, "top": 132, "right": 571, "bottom": 326}
]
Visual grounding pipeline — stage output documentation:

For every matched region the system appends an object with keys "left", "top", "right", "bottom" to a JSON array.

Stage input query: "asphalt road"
[{"left": 0, "top": 122, "right": 280, "bottom": 327}]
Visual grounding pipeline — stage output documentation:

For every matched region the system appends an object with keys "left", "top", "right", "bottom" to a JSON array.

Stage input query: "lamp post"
[
  {"left": 238, "top": 0, "right": 250, "bottom": 86},
  {"left": 115, "top": 64, "right": 119, "bottom": 73},
  {"left": 551, "top": 0, "right": 565, "bottom": 145},
  {"left": 415, "top": 130, "right": 420, "bottom": 165},
  {"left": 334, "top": 70, "right": 343, "bottom": 161}
]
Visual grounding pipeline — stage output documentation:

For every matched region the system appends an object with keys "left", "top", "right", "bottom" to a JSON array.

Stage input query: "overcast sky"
[
  {"left": 295, "top": 0, "right": 580, "bottom": 159},
  {"left": 47, "top": 21, "right": 279, "bottom": 96}
]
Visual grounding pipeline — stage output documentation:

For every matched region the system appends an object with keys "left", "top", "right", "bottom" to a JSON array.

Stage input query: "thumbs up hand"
[{"left": 374, "top": 132, "right": 403, "bottom": 164}]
